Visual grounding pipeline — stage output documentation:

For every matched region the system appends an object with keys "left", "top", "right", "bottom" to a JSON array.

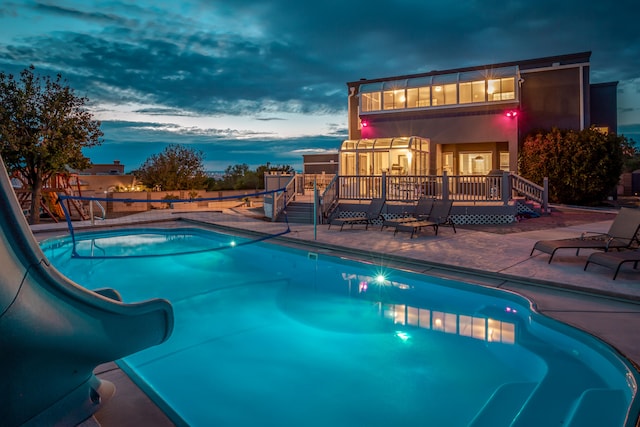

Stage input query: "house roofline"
[{"left": 347, "top": 51, "right": 592, "bottom": 86}]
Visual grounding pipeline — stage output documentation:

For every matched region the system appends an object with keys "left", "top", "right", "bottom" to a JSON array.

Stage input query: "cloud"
[
  {"left": 1, "top": 0, "right": 640, "bottom": 144},
  {"left": 92, "top": 120, "right": 344, "bottom": 169}
]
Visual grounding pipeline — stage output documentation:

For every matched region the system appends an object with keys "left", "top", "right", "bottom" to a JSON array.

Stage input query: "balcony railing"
[
  {"left": 335, "top": 172, "right": 547, "bottom": 211},
  {"left": 265, "top": 171, "right": 548, "bottom": 221},
  {"left": 336, "top": 172, "right": 513, "bottom": 203}
]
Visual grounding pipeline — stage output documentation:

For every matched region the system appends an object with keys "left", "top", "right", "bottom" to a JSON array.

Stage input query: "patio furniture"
[
  {"left": 381, "top": 196, "right": 435, "bottom": 230},
  {"left": 328, "top": 198, "right": 385, "bottom": 231},
  {"left": 530, "top": 207, "right": 640, "bottom": 263},
  {"left": 394, "top": 199, "right": 456, "bottom": 238},
  {"left": 584, "top": 249, "right": 640, "bottom": 280}
]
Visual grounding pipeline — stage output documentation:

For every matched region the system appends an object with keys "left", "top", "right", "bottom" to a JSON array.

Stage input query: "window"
[
  {"left": 487, "top": 77, "right": 515, "bottom": 101},
  {"left": 459, "top": 152, "right": 492, "bottom": 175},
  {"left": 383, "top": 89, "right": 406, "bottom": 110},
  {"left": 406, "top": 87, "right": 430, "bottom": 108},
  {"left": 594, "top": 126, "right": 609, "bottom": 134},
  {"left": 459, "top": 82, "right": 471, "bottom": 104},
  {"left": 499, "top": 152, "right": 509, "bottom": 171},
  {"left": 432, "top": 83, "right": 457, "bottom": 106},
  {"left": 459, "top": 80, "right": 485, "bottom": 104},
  {"left": 442, "top": 152, "right": 453, "bottom": 175},
  {"left": 361, "top": 92, "right": 381, "bottom": 112}
]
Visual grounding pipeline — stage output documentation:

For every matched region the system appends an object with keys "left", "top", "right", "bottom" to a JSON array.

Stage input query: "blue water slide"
[{"left": 0, "top": 156, "right": 174, "bottom": 426}]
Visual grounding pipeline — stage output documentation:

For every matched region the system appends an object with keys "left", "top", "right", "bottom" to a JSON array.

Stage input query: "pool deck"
[{"left": 30, "top": 206, "right": 640, "bottom": 426}]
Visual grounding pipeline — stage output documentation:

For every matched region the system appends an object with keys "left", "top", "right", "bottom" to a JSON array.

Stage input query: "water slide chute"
[{"left": 0, "top": 156, "right": 174, "bottom": 427}]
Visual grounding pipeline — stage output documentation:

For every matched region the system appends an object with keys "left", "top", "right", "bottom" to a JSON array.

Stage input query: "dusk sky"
[{"left": 1, "top": 1, "right": 639, "bottom": 172}]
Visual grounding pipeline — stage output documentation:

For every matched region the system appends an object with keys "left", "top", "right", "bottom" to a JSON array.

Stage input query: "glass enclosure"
[
  {"left": 360, "top": 66, "right": 519, "bottom": 113},
  {"left": 339, "top": 137, "right": 429, "bottom": 176}
]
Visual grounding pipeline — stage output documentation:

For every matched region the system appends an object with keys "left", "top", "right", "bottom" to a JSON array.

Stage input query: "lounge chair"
[
  {"left": 381, "top": 196, "right": 434, "bottom": 230},
  {"left": 530, "top": 207, "right": 640, "bottom": 263},
  {"left": 394, "top": 199, "right": 456, "bottom": 238},
  {"left": 584, "top": 249, "right": 640, "bottom": 280},
  {"left": 328, "top": 198, "right": 385, "bottom": 231}
]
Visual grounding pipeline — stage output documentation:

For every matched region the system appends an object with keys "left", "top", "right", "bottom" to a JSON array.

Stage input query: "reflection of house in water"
[
  {"left": 382, "top": 302, "right": 516, "bottom": 345},
  {"left": 341, "top": 272, "right": 516, "bottom": 345}
]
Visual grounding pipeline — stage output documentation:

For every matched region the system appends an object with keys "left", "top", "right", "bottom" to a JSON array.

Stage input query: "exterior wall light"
[
  {"left": 505, "top": 110, "right": 518, "bottom": 118},
  {"left": 360, "top": 119, "right": 369, "bottom": 127}
]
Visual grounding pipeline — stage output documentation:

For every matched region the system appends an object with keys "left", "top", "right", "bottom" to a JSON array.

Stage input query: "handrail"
[
  {"left": 319, "top": 174, "right": 339, "bottom": 223},
  {"left": 271, "top": 174, "right": 297, "bottom": 221},
  {"left": 90, "top": 199, "right": 106, "bottom": 225},
  {"left": 509, "top": 174, "right": 549, "bottom": 213}
]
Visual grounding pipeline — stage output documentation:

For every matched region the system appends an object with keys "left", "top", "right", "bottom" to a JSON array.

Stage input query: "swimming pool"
[{"left": 42, "top": 227, "right": 639, "bottom": 426}]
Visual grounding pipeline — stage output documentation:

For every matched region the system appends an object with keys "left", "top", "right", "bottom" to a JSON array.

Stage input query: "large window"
[
  {"left": 361, "top": 92, "right": 381, "bottom": 112},
  {"left": 383, "top": 89, "right": 406, "bottom": 110},
  {"left": 432, "top": 83, "right": 457, "bottom": 106},
  {"left": 487, "top": 78, "right": 515, "bottom": 101},
  {"left": 406, "top": 87, "right": 430, "bottom": 108},
  {"left": 361, "top": 92, "right": 382, "bottom": 111},
  {"left": 459, "top": 80, "right": 486, "bottom": 104},
  {"left": 459, "top": 152, "right": 492, "bottom": 175}
]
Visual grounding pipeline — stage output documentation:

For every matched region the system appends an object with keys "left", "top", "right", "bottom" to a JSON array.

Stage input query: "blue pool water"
[{"left": 42, "top": 228, "right": 639, "bottom": 426}]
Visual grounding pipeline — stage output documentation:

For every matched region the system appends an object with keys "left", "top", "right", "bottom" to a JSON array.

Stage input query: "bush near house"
[{"left": 519, "top": 127, "right": 627, "bottom": 205}]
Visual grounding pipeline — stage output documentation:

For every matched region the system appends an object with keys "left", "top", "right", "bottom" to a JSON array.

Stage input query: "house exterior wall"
[
  {"left": 302, "top": 154, "right": 339, "bottom": 174},
  {"left": 79, "top": 161, "right": 125, "bottom": 175},
  {"left": 590, "top": 81, "right": 619, "bottom": 132},
  {"left": 344, "top": 51, "right": 617, "bottom": 176},
  {"left": 518, "top": 66, "right": 586, "bottom": 139},
  {"left": 361, "top": 111, "right": 518, "bottom": 174}
]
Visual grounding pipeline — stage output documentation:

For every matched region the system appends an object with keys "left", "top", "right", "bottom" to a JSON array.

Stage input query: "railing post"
[
  {"left": 543, "top": 177, "right": 549, "bottom": 214},
  {"left": 313, "top": 179, "right": 317, "bottom": 240},
  {"left": 442, "top": 171, "right": 449, "bottom": 201},
  {"left": 381, "top": 172, "right": 387, "bottom": 201},
  {"left": 501, "top": 171, "right": 510, "bottom": 204}
]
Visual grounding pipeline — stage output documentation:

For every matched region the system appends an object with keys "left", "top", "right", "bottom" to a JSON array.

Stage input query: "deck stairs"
[
  {"left": 514, "top": 197, "right": 543, "bottom": 218},
  {"left": 276, "top": 196, "right": 316, "bottom": 224}
]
